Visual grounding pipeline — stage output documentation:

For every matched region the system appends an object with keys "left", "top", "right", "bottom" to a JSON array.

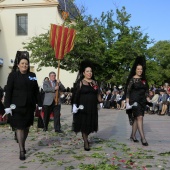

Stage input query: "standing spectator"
[
  {"left": 4, "top": 51, "right": 41, "bottom": 160},
  {"left": 43, "top": 71, "right": 65, "bottom": 133},
  {"left": 72, "top": 60, "right": 102, "bottom": 151},
  {"left": 110, "top": 91, "right": 116, "bottom": 109},
  {"left": 125, "top": 56, "right": 149, "bottom": 146},
  {"left": 0, "top": 86, "right": 5, "bottom": 118},
  {"left": 113, "top": 85, "right": 117, "bottom": 92},
  {"left": 40, "top": 77, "right": 49, "bottom": 103}
]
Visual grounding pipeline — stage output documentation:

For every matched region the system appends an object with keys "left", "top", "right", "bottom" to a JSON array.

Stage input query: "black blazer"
[
  {"left": 105, "top": 94, "right": 111, "bottom": 101},
  {"left": 4, "top": 71, "right": 41, "bottom": 112}
]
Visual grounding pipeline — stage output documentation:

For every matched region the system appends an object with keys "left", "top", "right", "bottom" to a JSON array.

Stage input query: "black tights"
[
  {"left": 82, "top": 132, "right": 89, "bottom": 149},
  {"left": 16, "top": 128, "right": 29, "bottom": 152},
  {"left": 131, "top": 116, "right": 147, "bottom": 142}
]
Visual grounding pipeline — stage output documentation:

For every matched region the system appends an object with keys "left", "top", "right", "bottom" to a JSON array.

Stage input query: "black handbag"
[{"left": 37, "top": 116, "right": 44, "bottom": 128}]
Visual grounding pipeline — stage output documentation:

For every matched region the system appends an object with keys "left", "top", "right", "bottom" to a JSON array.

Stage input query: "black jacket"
[{"left": 4, "top": 71, "right": 41, "bottom": 112}]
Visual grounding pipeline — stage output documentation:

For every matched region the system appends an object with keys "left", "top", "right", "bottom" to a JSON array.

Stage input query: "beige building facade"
[{"left": 0, "top": 0, "right": 77, "bottom": 89}]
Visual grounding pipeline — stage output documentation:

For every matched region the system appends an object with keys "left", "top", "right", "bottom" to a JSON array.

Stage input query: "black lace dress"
[
  {"left": 72, "top": 80, "right": 99, "bottom": 134},
  {"left": 126, "top": 78, "right": 149, "bottom": 117}
]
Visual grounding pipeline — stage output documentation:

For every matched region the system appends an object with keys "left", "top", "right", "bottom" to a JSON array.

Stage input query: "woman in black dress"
[
  {"left": 72, "top": 60, "right": 102, "bottom": 151},
  {"left": 4, "top": 51, "right": 41, "bottom": 160},
  {"left": 125, "top": 56, "right": 150, "bottom": 146}
]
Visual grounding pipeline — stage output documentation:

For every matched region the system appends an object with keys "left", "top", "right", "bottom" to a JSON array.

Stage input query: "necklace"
[{"left": 83, "top": 78, "right": 92, "bottom": 83}]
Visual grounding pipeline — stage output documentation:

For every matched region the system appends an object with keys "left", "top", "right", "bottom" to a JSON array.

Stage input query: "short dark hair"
[{"left": 49, "top": 71, "right": 56, "bottom": 76}]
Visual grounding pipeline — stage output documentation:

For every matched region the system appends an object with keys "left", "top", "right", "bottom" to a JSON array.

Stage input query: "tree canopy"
[
  {"left": 146, "top": 40, "right": 170, "bottom": 86},
  {"left": 23, "top": 6, "right": 153, "bottom": 86}
]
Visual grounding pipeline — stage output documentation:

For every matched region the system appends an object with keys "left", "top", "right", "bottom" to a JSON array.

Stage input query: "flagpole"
[
  {"left": 54, "top": 8, "right": 68, "bottom": 105},
  {"left": 55, "top": 60, "right": 60, "bottom": 104},
  {"left": 51, "top": 2, "right": 75, "bottom": 105}
]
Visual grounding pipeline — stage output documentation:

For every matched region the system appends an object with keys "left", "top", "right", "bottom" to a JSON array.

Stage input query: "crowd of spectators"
[
  {"left": 100, "top": 83, "right": 170, "bottom": 116},
  {"left": 1, "top": 82, "right": 170, "bottom": 123}
]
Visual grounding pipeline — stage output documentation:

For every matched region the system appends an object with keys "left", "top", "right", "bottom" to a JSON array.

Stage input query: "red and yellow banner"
[{"left": 50, "top": 24, "right": 76, "bottom": 60}]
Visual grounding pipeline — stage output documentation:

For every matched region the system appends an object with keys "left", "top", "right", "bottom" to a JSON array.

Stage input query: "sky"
[{"left": 74, "top": 0, "right": 170, "bottom": 47}]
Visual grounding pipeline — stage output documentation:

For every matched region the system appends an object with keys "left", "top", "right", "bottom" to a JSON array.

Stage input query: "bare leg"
[{"left": 161, "top": 104, "right": 167, "bottom": 115}]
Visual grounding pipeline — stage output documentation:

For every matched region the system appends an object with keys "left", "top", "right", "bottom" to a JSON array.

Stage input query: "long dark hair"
[{"left": 12, "top": 51, "right": 30, "bottom": 72}]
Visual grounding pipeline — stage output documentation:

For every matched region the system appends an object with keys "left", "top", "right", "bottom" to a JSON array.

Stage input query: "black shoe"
[
  {"left": 19, "top": 151, "right": 26, "bottom": 161},
  {"left": 84, "top": 144, "right": 90, "bottom": 151},
  {"left": 130, "top": 137, "right": 139, "bottom": 143},
  {"left": 55, "top": 130, "right": 63, "bottom": 133},
  {"left": 141, "top": 139, "right": 149, "bottom": 146}
]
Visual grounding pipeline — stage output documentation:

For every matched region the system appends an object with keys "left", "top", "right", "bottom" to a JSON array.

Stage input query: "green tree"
[
  {"left": 23, "top": 6, "right": 152, "bottom": 85},
  {"left": 147, "top": 40, "right": 170, "bottom": 86}
]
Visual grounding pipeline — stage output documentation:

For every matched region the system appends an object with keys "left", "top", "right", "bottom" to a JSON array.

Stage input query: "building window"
[{"left": 16, "top": 14, "right": 28, "bottom": 35}]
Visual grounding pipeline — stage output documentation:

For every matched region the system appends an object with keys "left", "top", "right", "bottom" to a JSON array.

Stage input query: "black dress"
[
  {"left": 4, "top": 71, "right": 41, "bottom": 129},
  {"left": 126, "top": 78, "right": 149, "bottom": 117},
  {"left": 0, "top": 88, "right": 4, "bottom": 115},
  {"left": 72, "top": 80, "right": 99, "bottom": 134}
]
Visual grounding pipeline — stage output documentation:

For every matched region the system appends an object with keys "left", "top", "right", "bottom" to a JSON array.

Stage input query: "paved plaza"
[{"left": 0, "top": 105, "right": 170, "bottom": 170}]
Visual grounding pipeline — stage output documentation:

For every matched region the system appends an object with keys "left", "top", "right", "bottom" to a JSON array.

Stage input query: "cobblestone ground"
[{"left": 0, "top": 105, "right": 170, "bottom": 170}]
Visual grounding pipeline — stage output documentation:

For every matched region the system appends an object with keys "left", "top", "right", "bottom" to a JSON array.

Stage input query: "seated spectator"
[
  {"left": 149, "top": 90, "right": 159, "bottom": 114},
  {"left": 166, "top": 89, "right": 170, "bottom": 115},
  {"left": 116, "top": 91, "right": 124, "bottom": 110},
  {"left": 159, "top": 93, "right": 170, "bottom": 115},
  {"left": 120, "top": 93, "right": 126, "bottom": 110},
  {"left": 155, "top": 89, "right": 168, "bottom": 115},
  {"left": 103, "top": 90, "right": 111, "bottom": 109},
  {"left": 115, "top": 91, "right": 121, "bottom": 109},
  {"left": 148, "top": 90, "right": 154, "bottom": 100}
]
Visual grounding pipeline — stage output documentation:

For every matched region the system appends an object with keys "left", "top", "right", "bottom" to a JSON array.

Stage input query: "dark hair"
[
  {"left": 44, "top": 77, "right": 49, "bottom": 81},
  {"left": 12, "top": 51, "right": 30, "bottom": 72},
  {"left": 49, "top": 71, "right": 56, "bottom": 76},
  {"left": 71, "top": 60, "right": 95, "bottom": 105},
  {"left": 75, "top": 59, "right": 95, "bottom": 83}
]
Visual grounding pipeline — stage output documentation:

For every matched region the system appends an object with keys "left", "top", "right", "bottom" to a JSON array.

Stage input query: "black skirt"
[{"left": 9, "top": 106, "right": 35, "bottom": 129}]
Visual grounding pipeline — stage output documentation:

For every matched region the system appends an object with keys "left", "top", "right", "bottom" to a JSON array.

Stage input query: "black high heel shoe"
[
  {"left": 84, "top": 142, "right": 90, "bottom": 151},
  {"left": 19, "top": 151, "right": 26, "bottom": 161},
  {"left": 130, "top": 137, "right": 139, "bottom": 143},
  {"left": 141, "top": 139, "right": 149, "bottom": 146}
]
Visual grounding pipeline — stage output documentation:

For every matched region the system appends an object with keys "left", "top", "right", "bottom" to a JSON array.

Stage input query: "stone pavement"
[{"left": 0, "top": 105, "right": 170, "bottom": 170}]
